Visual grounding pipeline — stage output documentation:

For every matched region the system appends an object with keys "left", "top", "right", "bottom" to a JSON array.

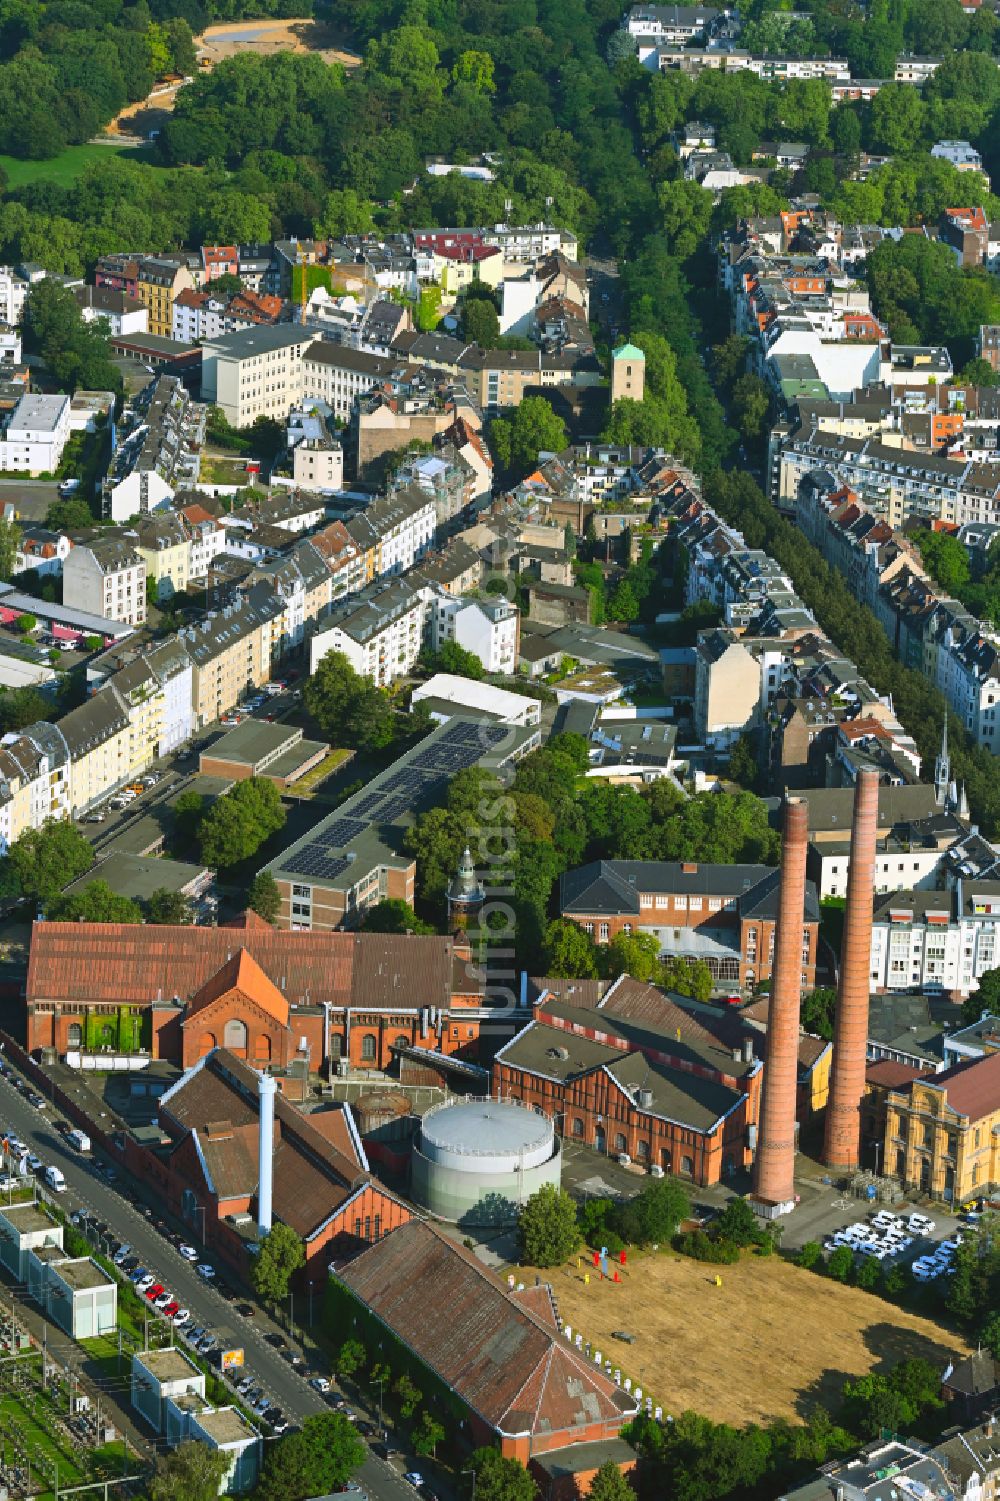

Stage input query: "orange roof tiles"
[
  {"left": 184, "top": 949, "right": 290, "bottom": 1027},
  {"left": 26, "top": 921, "right": 461, "bottom": 1011}
]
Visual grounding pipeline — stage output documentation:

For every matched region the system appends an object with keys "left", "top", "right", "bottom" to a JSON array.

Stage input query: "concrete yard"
[{"left": 519, "top": 1248, "right": 969, "bottom": 1427}]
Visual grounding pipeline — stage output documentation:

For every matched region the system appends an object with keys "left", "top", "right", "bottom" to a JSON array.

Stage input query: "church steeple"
[{"left": 935, "top": 713, "right": 950, "bottom": 807}]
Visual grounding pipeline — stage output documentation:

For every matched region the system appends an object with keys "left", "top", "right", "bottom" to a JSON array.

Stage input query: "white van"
[
  {"left": 44, "top": 1165, "right": 66, "bottom": 1193},
  {"left": 66, "top": 1129, "right": 90, "bottom": 1153}
]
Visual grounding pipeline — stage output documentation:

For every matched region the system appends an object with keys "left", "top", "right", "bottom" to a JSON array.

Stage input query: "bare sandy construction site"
[
  {"left": 519, "top": 1248, "right": 968, "bottom": 1427},
  {"left": 104, "top": 16, "right": 360, "bottom": 138},
  {"left": 198, "top": 17, "right": 361, "bottom": 69}
]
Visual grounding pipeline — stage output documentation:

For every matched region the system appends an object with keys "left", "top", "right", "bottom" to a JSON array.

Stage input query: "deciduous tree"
[
  {"left": 258, "top": 1413, "right": 365, "bottom": 1501},
  {"left": 519, "top": 1184, "right": 581, "bottom": 1267},
  {"left": 198, "top": 777, "right": 285, "bottom": 868},
  {"left": 5, "top": 819, "right": 93, "bottom": 907},
  {"left": 252, "top": 1222, "right": 305, "bottom": 1306},
  {"left": 145, "top": 889, "right": 193, "bottom": 925},
  {"left": 150, "top": 1442, "right": 231, "bottom": 1501},
  {"left": 247, "top": 870, "right": 281, "bottom": 925}
]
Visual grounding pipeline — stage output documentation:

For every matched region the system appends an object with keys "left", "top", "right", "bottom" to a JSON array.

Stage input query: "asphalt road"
[
  {"left": 0, "top": 480, "right": 61, "bottom": 526},
  {"left": 0, "top": 1067, "right": 421, "bottom": 1501}
]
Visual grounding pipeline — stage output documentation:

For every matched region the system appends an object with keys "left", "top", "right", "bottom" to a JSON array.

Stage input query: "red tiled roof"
[
  {"left": 337, "top": 1220, "right": 635, "bottom": 1438},
  {"left": 180, "top": 503, "right": 218, "bottom": 527},
  {"left": 26, "top": 921, "right": 459, "bottom": 1011},
  {"left": 161, "top": 1048, "right": 369, "bottom": 1236},
  {"left": 920, "top": 1050, "right": 1000, "bottom": 1120},
  {"left": 866, "top": 1060, "right": 929, "bottom": 1089},
  {"left": 183, "top": 949, "right": 290, "bottom": 1027}
]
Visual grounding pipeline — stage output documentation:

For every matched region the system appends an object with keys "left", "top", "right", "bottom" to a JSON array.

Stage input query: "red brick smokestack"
[
  {"left": 753, "top": 795, "right": 809, "bottom": 1207},
  {"left": 823, "top": 766, "right": 879, "bottom": 1170}
]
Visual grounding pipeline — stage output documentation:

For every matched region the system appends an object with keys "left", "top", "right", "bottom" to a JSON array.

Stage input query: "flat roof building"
[
  {"left": 411, "top": 673, "right": 542, "bottom": 728},
  {"left": 36, "top": 1255, "right": 117, "bottom": 1339},
  {"left": 265, "top": 715, "right": 538, "bottom": 930},
  {"left": 199, "top": 721, "right": 329, "bottom": 788}
]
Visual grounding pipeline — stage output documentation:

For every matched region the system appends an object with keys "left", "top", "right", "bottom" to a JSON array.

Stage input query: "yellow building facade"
[{"left": 883, "top": 1052, "right": 1000, "bottom": 1204}]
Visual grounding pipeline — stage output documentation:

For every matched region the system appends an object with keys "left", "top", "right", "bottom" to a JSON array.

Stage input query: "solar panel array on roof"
[
  {"left": 312, "top": 818, "right": 367, "bottom": 849},
  {"left": 280, "top": 720, "right": 513, "bottom": 882},
  {"left": 287, "top": 850, "right": 350, "bottom": 881}
]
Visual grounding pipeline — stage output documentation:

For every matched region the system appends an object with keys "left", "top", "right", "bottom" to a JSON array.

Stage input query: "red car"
[
  {"left": 162, "top": 1300, "right": 180, "bottom": 1319},
  {"left": 145, "top": 1283, "right": 164, "bottom": 1301}
]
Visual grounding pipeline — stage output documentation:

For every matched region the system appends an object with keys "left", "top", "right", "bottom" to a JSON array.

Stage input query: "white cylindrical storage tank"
[{"left": 411, "top": 1098, "right": 561, "bottom": 1227}]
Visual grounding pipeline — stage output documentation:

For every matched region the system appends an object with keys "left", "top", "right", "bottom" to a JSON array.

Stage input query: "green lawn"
[{"left": 0, "top": 142, "right": 154, "bottom": 189}]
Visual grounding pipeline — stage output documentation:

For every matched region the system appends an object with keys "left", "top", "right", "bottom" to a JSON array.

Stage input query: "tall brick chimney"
[
  {"left": 753, "top": 795, "right": 808, "bottom": 1209},
  {"left": 823, "top": 767, "right": 879, "bottom": 1171}
]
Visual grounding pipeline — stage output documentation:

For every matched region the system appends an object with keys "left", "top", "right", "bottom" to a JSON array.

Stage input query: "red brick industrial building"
[
  {"left": 558, "top": 860, "right": 819, "bottom": 991},
  {"left": 494, "top": 975, "right": 764, "bottom": 1186},
  {"left": 331, "top": 1219, "right": 637, "bottom": 1496},
  {"left": 124, "top": 1047, "right": 410, "bottom": 1286},
  {"left": 24, "top": 912, "right": 486, "bottom": 1071}
]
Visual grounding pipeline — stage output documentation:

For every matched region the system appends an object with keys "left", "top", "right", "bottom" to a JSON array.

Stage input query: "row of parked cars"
[
  {"left": 86, "top": 1220, "right": 291, "bottom": 1434},
  {"left": 219, "top": 678, "right": 296, "bottom": 729},
  {"left": 89, "top": 769, "right": 162, "bottom": 820}
]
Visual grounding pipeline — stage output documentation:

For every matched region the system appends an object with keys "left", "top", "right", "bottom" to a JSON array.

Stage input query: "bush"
[
  {"left": 675, "top": 1231, "right": 740, "bottom": 1264},
  {"left": 797, "top": 1240, "right": 822, "bottom": 1270},
  {"left": 853, "top": 1256, "right": 881, "bottom": 1291},
  {"left": 826, "top": 1245, "right": 854, "bottom": 1282}
]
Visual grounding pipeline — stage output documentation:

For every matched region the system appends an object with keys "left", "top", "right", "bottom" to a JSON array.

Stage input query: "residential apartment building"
[
  {"left": 0, "top": 394, "right": 71, "bottom": 475},
  {"left": 181, "top": 583, "right": 284, "bottom": 727},
  {"left": 344, "top": 486, "right": 436, "bottom": 582},
  {"left": 105, "top": 376, "right": 207, "bottom": 522},
  {"left": 0, "top": 266, "right": 29, "bottom": 327},
  {"left": 200, "top": 326, "right": 314, "bottom": 428},
  {"left": 560, "top": 858, "right": 820, "bottom": 990},
  {"left": 430, "top": 593, "right": 518, "bottom": 674},
  {"left": 63, "top": 535, "right": 147, "bottom": 629},
  {"left": 179, "top": 501, "right": 227, "bottom": 580},
  {"left": 773, "top": 423, "right": 1000, "bottom": 530},
  {"left": 793, "top": 466, "right": 1000, "bottom": 756},
  {"left": 61, "top": 687, "right": 134, "bottom": 816},
  {"left": 133, "top": 513, "right": 191, "bottom": 601},
  {"left": 300, "top": 343, "right": 399, "bottom": 424},
  {"left": 870, "top": 879, "right": 1000, "bottom": 999},
  {"left": 136, "top": 258, "right": 196, "bottom": 338},
  {"left": 15, "top": 527, "right": 72, "bottom": 577},
  {"left": 309, "top": 578, "right": 424, "bottom": 688},
  {"left": 73, "top": 285, "right": 148, "bottom": 336},
  {"left": 0, "top": 724, "right": 71, "bottom": 853}
]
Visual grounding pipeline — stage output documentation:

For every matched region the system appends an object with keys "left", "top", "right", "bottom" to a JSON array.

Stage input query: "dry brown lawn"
[{"left": 518, "top": 1249, "right": 969, "bottom": 1427}]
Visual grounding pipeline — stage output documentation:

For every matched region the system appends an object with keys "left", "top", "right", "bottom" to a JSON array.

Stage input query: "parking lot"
[{"left": 820, "top": 1203, "right": 977, "bottom": 1281}]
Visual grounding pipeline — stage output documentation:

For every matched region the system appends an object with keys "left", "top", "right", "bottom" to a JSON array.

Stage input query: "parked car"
[
  {"left": 196, "top": 1263, "right": 215, "bottom": 1279},
  {"left": 310, "top": 1377, "right": 331, "bottom": 1394},
  {"left": 145, "top": 1283, "right": 165, "bottom": 1302},
  {"left": 134, "top": 1274, "right": 155, "bottom": 1292},
  {"left": 178, "top": 1244, "right": 199, "bottom": 1261},
  {"left": 172, "top": 1309, "right": 190, "bottom": 1326},
  {"left": 907, "top": 1214, "right": 936, "bottom": 1233}
]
